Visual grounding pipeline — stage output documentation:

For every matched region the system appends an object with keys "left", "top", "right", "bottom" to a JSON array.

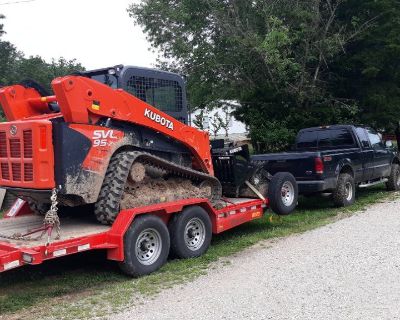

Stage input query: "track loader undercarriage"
[{"left": 94, "top": 151, "right": 222, "bottom": 224}]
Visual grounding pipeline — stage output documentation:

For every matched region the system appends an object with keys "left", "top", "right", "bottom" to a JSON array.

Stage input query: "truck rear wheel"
[
  {"left": 119, "top": 215, "right": 170, "bottom": 277},
  {"left": 386, "top": 163, "right": 400, "bottom": 191},
  {"left": 94, "top": 151, "right": 136, "bottom": 225},
  {"left": 169, "top": 206, "right": 212, "bottom": 259},
  {"left": 268, "top": 172, "right": 298, "bottom": 215},
  {"left": 333, "top": 173, "right": 355, "bottom": 207}
]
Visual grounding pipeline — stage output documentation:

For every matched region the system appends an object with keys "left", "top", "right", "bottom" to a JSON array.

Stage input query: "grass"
[{"left": 0, "top": 186, "right": 398, "bottom": 319}]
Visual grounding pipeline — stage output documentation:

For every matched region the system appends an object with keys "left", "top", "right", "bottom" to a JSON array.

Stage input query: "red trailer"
[{"left": 0, "top": 197, "right": 267, "bottom": 276}]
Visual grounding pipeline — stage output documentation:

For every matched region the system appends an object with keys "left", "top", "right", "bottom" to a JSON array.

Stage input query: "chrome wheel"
[
  {"left": 135, "top": 228, "right": 162, "bottom": 266},
  {"left": 281, "top": 181, "right": 295, "bottom": 207},
  {"left": 345, "top": 182, "right": 353, "bottom": 201},
  {"left": 184, "top": 218, "right": 206, "bottom": 251}
]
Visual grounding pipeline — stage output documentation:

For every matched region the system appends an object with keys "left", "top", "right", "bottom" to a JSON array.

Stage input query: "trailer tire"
[
  {"left": 333, "top": 173, "right": 355, "bottom": 207},
  {"left": 268, "top": 172, "right": 298, "bottom": 215},
  {"left": 386, "top": 163, "right": 400, "bottom": 191},
  {"left": 169, "top": 206, "right": 212, "bottom": 259},
  {"left": 94, "top": 151, "right": 136, "bottom": 225},
  {"left": 119, "top": 215, "right": 170, "bottom": 277}
]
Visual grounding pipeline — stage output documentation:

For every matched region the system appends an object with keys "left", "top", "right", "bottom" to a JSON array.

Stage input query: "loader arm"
[{"left": 50, "top": 76, "right": 214, "bottom": 175}]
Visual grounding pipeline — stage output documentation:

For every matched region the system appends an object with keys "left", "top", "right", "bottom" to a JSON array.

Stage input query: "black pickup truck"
[{"left": 252, "top": 125, "right": 400, "bottom": 206}]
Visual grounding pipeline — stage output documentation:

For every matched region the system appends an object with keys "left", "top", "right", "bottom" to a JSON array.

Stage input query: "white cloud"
[{"left": 1, "top": 0, "right": 158, "bottom": 69}]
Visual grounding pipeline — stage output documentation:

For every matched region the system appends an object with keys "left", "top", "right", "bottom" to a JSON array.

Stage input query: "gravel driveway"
[{"left": 114, "top": 198, "right": 400, "bottom": 320}]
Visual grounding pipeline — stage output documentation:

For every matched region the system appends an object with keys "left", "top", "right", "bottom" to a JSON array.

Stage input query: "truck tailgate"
[{"left": 252, "top": 151, "right": 319, "bottom": 180}]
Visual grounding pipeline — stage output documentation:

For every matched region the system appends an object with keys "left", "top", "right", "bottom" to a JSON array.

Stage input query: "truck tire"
[
  {"left": 169, "top": 206, "right": 212, "bottom": 259},
  {"left": 333, "top": 173, "right": 355, "bottom": 207},
  {"left": 268, "top": 172, "right": 298, "bottom": 215},
  {"left": 94, "top": 151, "right": 136, "bottom": 225},
  {"left": 119, "top": 214, "right": 170, "bottom": 277},
  {"left": 386, "top": 163, "right": 400, "bottom": 191}
]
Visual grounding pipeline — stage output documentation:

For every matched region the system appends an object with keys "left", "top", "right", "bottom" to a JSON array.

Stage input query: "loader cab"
[{"left": 84, "top": 65, "right": 189, "bottom": 124}]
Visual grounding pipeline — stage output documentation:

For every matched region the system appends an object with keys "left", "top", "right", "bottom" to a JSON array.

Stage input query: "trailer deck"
[
  {"left": 0, "top": 197, "right": 267, "bottom": 274},
  {"left": 0, "top": 215, "right": 110, "bottom": 246}
]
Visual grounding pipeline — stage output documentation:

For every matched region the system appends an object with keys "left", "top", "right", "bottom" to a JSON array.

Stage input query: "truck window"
[
  {"left": 330, "top": 129, "right": 355, "bottom": 147},
  {"left": 296, "top": 131, "right": 317, "bottom": 149},
  {"left": 355, "top": 127, "right": 370, "bottom": 148},
  {"left": 366, "top": 128, "right": 384, "bottom": 149},
  {"left": 317, "top": 130, "right": 332, "bottom": 148}
]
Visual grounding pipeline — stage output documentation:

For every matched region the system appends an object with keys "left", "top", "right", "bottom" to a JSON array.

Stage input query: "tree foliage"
[
  {"left": 0, "top": 15, "right": 84, "bottom": 120},
  {"left": 130, "top": 0, "right": 400, "bottom": 152}
]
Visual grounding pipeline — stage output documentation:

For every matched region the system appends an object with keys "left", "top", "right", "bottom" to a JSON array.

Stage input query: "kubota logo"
[
  {"left": 144, "top": 108, "right": 174, "bottom": 130},
  {"left": 9, "top": 125, "right": 17, "bottom": 136}
]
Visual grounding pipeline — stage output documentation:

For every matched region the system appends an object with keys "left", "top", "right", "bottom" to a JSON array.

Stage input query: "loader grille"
[
  {"left": 23, "top": 130, "right": 33, "bottom": 158},
  {"left": 0, "top": 121, "right": 54, "bottom": 189},
  {"left": 0, "top": 129, "right": 33, "bottom": 182},
  {"left": 0, "top": 132, "right": 6, "bottom": 158}
]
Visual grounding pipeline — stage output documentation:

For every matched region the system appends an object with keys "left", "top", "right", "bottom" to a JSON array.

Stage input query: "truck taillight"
[{"left": 315, "top": 157, "right": 324, "bottom": 174}]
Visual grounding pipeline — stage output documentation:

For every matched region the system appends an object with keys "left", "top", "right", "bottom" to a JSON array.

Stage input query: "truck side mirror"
[{"left": 385, "top": 140, "right": 393, "bottom": 148}]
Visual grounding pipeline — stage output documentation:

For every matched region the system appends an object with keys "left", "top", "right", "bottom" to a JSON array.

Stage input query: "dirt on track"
[{"left": 121, "top": 177, "right": 212, "bottom": 209}]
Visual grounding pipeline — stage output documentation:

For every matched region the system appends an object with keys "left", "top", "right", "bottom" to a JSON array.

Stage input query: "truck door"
[
  {"left": 366, "top": 128, "right": 392, "bottom": 179},
  {"left": 355, "top": 127, "right": 374, "bottom": 181}
]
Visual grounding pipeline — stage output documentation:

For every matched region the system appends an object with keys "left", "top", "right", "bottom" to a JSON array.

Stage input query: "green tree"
[
  {"left": 129, "top": 0, "right": 386, "bottom": 151},
  {"left": 332, "top": 0, "right": 400, "bottom": 133}
]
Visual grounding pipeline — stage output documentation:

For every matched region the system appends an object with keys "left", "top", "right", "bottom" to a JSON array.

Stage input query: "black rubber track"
[{"left": 95, "top": 152, "right": 136, "bottom": 225}]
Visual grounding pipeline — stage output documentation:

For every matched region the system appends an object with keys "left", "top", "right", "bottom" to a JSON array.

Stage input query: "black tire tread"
[
  {"left": 332, "top": 173, "right": 355, "bottom": 207},
  {"left": 169, "top": 206, "right": 212, "bottom": 259},
  {"left": 386, "top": 163, "right": 400, "bottom": 191},
  {"left": 268, "top": 172, "right": 298, "bottom": 215},
  {"left": 119, "top": 214, "right": 170, "bottom": 277}
]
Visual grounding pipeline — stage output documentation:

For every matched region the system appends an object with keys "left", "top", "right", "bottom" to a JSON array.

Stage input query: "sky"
[{"left": 0, "top": 0, "right": 158, "bottom": 69}]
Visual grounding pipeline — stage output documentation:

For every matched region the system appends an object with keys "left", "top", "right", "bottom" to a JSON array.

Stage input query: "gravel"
[{"left": 114, "top": 198, "right": 400, "bottom": 320}]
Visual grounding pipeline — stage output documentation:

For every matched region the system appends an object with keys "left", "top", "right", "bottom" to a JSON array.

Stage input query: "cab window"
[
  {"left": 126, "top": 76, "right": 183, "bottom": 112},
  {"left": 366, "top": 128, "right": 384, "bottom": 149}
]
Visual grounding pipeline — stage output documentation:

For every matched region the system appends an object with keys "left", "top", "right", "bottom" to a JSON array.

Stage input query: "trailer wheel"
[
  {"left": 268, "top": 172, "right": 298, "bottom": 215},
  {"left": 386, "top": 163, "right": 400, "bottom": 191},
  {"left": 95, "top": 151, "right": 136, "bottom": 225},
  {"left": 333, "top": 173, "right": 355, "bottom": 207},
  {"left": 119, "top": 215, "right": 170, "bottom": 277},
  {"left": 169, "top": 206, "right": 212, "bottom": 259}
]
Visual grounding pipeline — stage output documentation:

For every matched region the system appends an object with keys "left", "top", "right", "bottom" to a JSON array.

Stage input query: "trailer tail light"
[{"left": 314, "top": 157, "right": 324, "bottom": 175}]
